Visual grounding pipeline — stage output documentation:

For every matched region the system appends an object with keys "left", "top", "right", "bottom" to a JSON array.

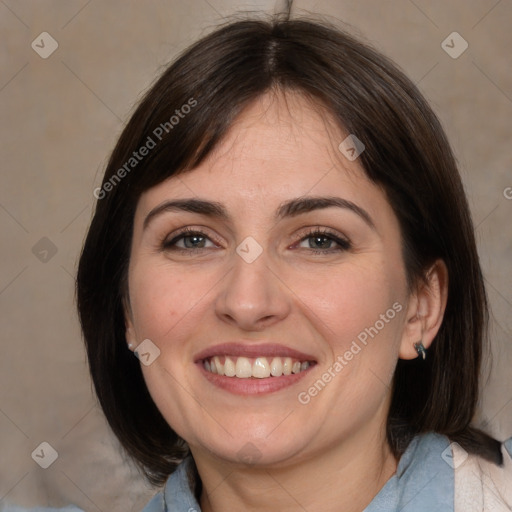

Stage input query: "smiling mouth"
[{"left": 202, "top": 355, "right": 316, "bottom": 379}]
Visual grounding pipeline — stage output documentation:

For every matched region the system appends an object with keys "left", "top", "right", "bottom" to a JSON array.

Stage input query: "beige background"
[{"left": 1, "top": 0, "right": 511, "bottom": 510}]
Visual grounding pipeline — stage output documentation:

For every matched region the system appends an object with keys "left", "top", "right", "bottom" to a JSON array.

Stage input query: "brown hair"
[{"left": 76, "top": 10, "right": 501, "bottom": 486}]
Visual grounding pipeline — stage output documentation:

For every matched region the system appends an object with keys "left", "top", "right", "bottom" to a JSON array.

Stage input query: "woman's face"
[{"left": 126, "top": 92, "right": 413, "bottom": 467}]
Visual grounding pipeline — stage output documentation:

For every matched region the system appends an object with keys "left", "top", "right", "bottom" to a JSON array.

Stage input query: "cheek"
[
  {"left": 128, "top": 262, "right": 213, "bottom": 438},
  {"left": 293, "top": 258, "right": 405, "bottom": 353},
  {"left": 128, "top": 261, "right": 200, "bottom": 341},
  {"left": 294, "top": 265, "right": 405, "bottom": 420}
]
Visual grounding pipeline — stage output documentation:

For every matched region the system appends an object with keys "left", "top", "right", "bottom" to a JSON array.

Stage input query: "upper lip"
[{"left": 194, "top": 342, "right": 317, "bottom": 363}]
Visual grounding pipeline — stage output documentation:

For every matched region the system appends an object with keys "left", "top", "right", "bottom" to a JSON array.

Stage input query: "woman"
[{"left": 12, "top": 6, "right": 510, "bottom": 512}]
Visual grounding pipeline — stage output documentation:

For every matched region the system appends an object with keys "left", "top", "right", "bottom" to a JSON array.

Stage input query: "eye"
[
  {"left": 162, "top": 227, "right": 219, "bottom": 252},
  {"left": 295, "top": 228, "right": 351, "bottom": 254},
  {"left": 160, "top": 226, "right": 351, "bottom": 255}
]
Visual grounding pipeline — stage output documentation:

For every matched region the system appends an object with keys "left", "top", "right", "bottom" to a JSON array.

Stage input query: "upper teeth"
[{"left": 203, "top": 356, "right": 312, "bottom": 378}]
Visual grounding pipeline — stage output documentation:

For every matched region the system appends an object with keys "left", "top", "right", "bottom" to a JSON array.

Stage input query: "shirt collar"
[
  {"left": 363, "top": 432, "right": 454, "bottom": 511},
  {"left": 162, "top": 456, "right": 201, "bottom": 512}
]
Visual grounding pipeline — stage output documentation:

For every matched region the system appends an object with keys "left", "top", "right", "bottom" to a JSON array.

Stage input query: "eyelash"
[
  {"left": 295, "top": 227, "right": 351, "bottom": 254},
  {"left": 161, "top": 226, "right": 351, "bottom": 255}
]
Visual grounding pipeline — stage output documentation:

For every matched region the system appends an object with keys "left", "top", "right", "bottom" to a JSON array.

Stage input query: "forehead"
[
  {"left": 207, "top": 91, "right": 351, "bottom": 174},
  {"left": 135, "top": 91, "right": 389, "bottom": 223}
]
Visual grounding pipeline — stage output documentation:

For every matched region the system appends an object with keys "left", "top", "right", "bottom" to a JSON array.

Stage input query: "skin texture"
[{"left": 125, "top": 91, "right": 448, "bottom": 512}]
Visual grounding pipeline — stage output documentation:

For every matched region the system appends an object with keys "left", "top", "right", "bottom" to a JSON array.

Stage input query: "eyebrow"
[{"left": 143, "top": 196, "right": 375, "bottom": 230}]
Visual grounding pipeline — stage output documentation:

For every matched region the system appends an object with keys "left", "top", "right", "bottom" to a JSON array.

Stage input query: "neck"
[{"left": 194, "top": 422, "right": 397, "bottom": 512}]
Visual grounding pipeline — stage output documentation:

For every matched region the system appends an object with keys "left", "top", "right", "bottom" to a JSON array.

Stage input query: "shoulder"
[
  {"left": 453, "top": 435, "right": 512, "bottom": 511},
  {"left": 371, "top": 432, "right": 512, "bottom": 511}
]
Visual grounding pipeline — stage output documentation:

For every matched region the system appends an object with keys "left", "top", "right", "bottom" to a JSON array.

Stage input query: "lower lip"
[{"left": 197, "top": 363, "right": 315, "bottom": 395}]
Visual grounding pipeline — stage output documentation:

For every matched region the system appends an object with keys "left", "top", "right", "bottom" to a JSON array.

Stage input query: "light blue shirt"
[{"left": 2, "top": 432, "right": 511, "bottom": 512}]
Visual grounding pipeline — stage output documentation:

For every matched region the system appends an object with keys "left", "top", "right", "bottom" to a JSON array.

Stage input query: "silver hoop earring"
[{"left": 414, "top": 341, "right": 427, "bottom": 360}]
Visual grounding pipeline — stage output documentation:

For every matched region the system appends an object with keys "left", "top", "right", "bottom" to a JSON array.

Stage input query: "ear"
[
  {"left": 399, "top": 259, "right": 449, "bottom": 360},
  {"left": 123, "top": 295, "right": 137, "bottom": 351}
]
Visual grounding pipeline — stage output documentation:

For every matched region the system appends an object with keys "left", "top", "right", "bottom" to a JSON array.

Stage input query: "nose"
[{"left": 214, "top": 245, "right": 291, "bottom": 331}]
